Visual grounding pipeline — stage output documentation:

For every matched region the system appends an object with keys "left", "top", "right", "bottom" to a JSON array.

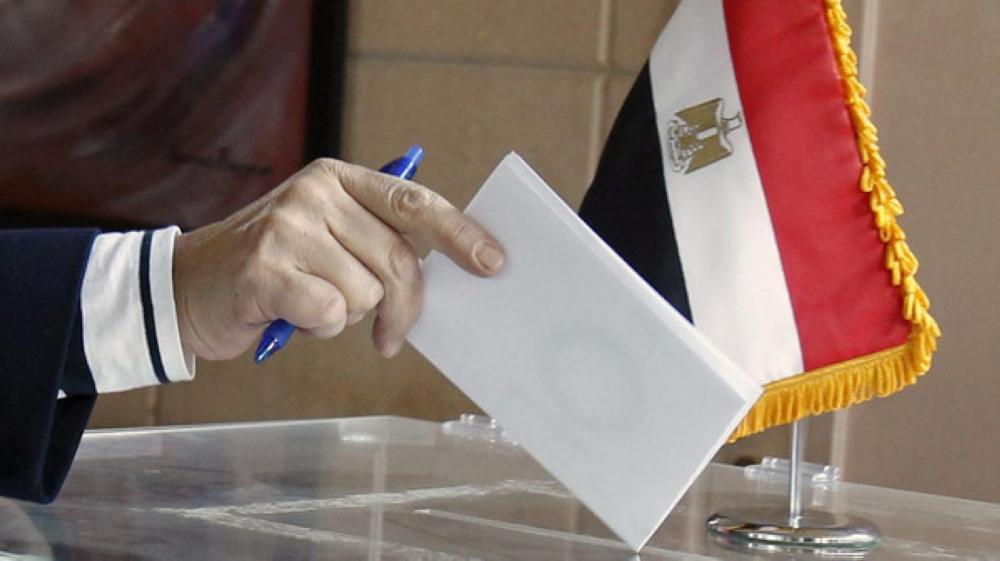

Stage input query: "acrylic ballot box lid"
[{"left": 1, "top": 416, "right": 997, "bottom": 560}]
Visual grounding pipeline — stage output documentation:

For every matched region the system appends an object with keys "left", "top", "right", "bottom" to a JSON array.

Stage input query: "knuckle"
[
  {"left": 447, "top": 218, "right": 478, "bottom": 245},
  {"left": 309, "top": 157, "right": 342, "bottom": 177},
  {"left": 387, "top": 240, "right": 420, "bottom": 282},
  {"left": 285, "top": 177, "right": 326, "bottom": 205},
  {"left": 388, "top": 183, "right": 437, "bottom": 220},
  {"left": 310, "top": 157, "right": 355, "bottom": 191},
  {"left": 314, "top": 290, "right": 347, "bottom": 327},
  {"left": 359, "top": 279, "right": 385, "bottom": 311},
  {"left": 345, "top": 279, "right": 383, "bottom": 316},
  {"left": 259, "top": 208, "right": 298, "bottom": 238}
]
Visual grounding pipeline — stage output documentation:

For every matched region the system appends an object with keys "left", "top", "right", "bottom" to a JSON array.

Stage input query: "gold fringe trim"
[
  {"left": 728, "top": 0, "right": 941, "bottom": 442},
  {"left": 731, "top": 345, "right": 913, "bottom": 441}
]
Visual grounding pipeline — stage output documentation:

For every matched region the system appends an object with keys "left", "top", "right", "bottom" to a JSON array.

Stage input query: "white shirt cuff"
[{"left": 79, "top": 227, "right": 196, "bottom": 394}]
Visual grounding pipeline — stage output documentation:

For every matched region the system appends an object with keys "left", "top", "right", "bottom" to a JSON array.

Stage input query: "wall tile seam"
[
  {"left": 346, "top": 53, "right": 643, "bottom": 78},
  {"left": 597, "top": 0, "right": 614, "bottom": 68},
  {"left": 588, "top": 74, "right": 611, "bottom": 184}
]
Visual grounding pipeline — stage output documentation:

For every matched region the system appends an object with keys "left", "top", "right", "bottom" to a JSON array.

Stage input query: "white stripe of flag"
[{"left": 649, "top": 0, "right": 803, "bottom": 384}]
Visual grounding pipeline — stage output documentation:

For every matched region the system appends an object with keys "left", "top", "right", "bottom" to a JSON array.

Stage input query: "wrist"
[{"left": 172, "top": 231, "right": 199, "bottom": 360}]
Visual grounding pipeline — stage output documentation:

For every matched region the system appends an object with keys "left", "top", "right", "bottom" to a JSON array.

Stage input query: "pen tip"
[{"left": 405, "top": 145, "right": 424, "bottom": 165}]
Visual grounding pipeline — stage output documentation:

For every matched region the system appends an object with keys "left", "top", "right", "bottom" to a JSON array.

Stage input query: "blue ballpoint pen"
[{"left": 254, "top": 145, "right": 426, "bottom": 363}]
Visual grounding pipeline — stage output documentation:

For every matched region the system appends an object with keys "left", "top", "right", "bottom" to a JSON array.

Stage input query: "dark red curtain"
[{"left": 0, "top": 0, "right": 311, "bottom": 228}]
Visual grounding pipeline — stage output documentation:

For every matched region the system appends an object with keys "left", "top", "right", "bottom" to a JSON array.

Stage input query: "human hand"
[{"left": 172, "top": 158, "right": 505, "bottom": 361}]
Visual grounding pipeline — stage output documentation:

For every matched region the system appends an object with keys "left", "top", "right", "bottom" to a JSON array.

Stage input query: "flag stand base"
[
  {"left": 707, "top": 507, "right": 880, "bottom": 554},
  {"left": 706, "top": 420, "right": 880, "bottom": 556}
]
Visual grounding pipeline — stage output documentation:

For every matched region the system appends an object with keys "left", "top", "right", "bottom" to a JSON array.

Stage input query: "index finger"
[{"left": 324, "top": 159, "right": 506, "bottom": 277}]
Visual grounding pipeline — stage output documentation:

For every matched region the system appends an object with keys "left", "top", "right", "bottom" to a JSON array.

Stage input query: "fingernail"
[
  {"left": 474, "top": 242, "right": 505, "bottom": 273},
  {"left": 382, "top": 339, "right": 404, "bottom": 358},
  {"left": 347, "top": 311, "right": 365, "bottom": 325}
]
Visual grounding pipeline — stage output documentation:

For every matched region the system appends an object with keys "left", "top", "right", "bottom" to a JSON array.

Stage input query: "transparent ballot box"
[{"left": 1, "top": 416, "right": 997, "bottom": 560}]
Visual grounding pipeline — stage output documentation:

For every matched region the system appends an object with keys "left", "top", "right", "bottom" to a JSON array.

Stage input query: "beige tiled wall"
[
  {"left": 342, "top": 59, "right": 599, "bottom": 208},
  {"left": 833, "top": 0, "right": 1000, "bottom": 503},
  {"left": 348, "top": 0, "right": 610, "bottom": 66}
]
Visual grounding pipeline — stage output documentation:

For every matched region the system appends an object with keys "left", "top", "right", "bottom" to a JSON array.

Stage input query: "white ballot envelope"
[{"left": 407, "top": 153, "right": 762, "bottom": 551}]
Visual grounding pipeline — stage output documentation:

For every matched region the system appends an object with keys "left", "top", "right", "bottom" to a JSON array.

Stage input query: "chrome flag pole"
[{"left": 788, "top": 419, "right": 804, "bottom": 528}]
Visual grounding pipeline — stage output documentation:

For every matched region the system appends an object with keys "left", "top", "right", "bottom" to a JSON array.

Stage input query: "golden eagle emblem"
[{"left": 666, "top": 98, "right": 743, "bottom": 174}]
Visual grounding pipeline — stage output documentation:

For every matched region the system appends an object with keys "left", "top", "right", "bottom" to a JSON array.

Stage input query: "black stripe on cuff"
[{"left": 139, "top": 231, "right": 170, "bottom": 384}]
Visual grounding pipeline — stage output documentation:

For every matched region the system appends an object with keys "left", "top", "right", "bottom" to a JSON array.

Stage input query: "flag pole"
[
  {"left": 788, "top": 419, "right": 804, "bottom": 527},
  {"left": 706, "top": 418, "right": 881, "bottom": 553}
]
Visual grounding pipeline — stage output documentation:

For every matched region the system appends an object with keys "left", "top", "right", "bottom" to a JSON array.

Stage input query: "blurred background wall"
[{"left": 83, "top": 0, "right": 999, "bottom": 503}]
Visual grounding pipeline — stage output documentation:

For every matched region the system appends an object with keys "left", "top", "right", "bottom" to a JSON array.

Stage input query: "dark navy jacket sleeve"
[{"left": 0, "top": 229, "right": 99, "bottom": 503}]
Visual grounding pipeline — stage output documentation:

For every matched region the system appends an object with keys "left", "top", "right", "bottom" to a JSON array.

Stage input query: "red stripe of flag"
[{"left": 723, "top": 0, "right": 910, "bottom": 371}]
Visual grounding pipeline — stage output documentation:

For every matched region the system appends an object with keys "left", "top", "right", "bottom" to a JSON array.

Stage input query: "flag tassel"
[{"left": 729, "top": 0, "right": 940, "bottom": 442}]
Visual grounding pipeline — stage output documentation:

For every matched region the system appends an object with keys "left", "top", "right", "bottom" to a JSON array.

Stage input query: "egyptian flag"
[{"left": 580, "top": 0, "right": 939, "bottom": 440}]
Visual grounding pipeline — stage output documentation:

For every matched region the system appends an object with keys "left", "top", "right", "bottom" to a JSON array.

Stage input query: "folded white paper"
[{"left": 407, "top": 153, "right": 762, "bottom": 551}]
